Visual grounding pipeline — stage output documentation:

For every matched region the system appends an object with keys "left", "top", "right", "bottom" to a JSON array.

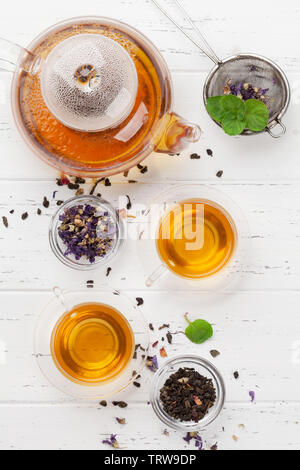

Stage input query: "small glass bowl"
[
  {"left": 150, "top": 355, "right": 225, "bottom": 432},
  {"left": 34, "top": 284, "right": 149, "bottom": 400},
  {"left": 49, "top": 195, "right": 124, "bottom": 271}
]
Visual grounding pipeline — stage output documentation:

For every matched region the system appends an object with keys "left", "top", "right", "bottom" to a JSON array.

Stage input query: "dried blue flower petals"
[
  {"left": 223, "top": 78, "right": 269, "bottom": 103},
  {"left": 102, "top": 434, "right": 120, "bottom": 448},
  {"left": 249, "top": 390, "right": 255, "bottom": 402},
  {"left": 146, "top": 355, "right": 158, "bottom": 372},
  {"left": 183, "top": 432, "right": 203, "bottom": 450},
  {"left": 58, "top": 204, "right": 117, "bottom": 263}
]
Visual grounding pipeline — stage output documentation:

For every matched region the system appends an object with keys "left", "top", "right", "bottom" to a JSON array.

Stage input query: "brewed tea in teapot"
[{"left": 0, "top": 17, "right": 201, "bottom": 177}]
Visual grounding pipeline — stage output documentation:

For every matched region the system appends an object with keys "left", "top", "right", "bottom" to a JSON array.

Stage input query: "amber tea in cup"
[
  {"left": 51, "top": 302, "right": 134, "bottom": 384},
  {"left": 156, "top": 199, "right": 237, "bottom": 279}
]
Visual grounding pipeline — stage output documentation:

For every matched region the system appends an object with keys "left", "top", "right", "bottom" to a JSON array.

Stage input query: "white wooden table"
[{"left": 0, "top": 0, "right": 300, "bottom": 450}]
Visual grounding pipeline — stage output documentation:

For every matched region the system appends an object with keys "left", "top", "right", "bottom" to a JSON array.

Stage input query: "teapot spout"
[
  {"left": 155, "top": 112, "right": 201, "bottom": 154},
  {"left": 0, "top": 37, "right": 41, "bottom": 75}
]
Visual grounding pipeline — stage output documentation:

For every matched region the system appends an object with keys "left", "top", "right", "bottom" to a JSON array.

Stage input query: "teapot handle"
[
  {"left": 0, "top": 37, "right": 41, "bottom": 75},
  {"left": 155, "top": 112, "right": 201, "bottom": 154}
]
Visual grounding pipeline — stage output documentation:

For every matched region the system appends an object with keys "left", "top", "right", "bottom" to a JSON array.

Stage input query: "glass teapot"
[{"left": 0, "top": 17, "right": 201, "bottom": 177}]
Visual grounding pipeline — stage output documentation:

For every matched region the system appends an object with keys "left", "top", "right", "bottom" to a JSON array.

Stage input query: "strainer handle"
[
  {"left": 266, "top": 119, "right": 286, "bottom": 138},
  {"left": 150, "top": 0, "right": 221, "bottom": 65}
]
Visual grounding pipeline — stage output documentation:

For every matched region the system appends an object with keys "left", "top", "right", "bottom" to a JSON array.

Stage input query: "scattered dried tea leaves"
[
  {"left": 21, "top": 212, "right": 28, "bottom": 220},
  {"left": 166, "top": 332, "right": 173, "bottom": 344},
  {"left": 90, "top": 178, "right": 105, "bottom": 195},
  {"left": 149, "top": 323, "right": 154, "bottom": 331},
  {"left": 216, "top": 170, "right": 223, "bottom": 178},
  {"left": 133, "top": 381, "right": 141, "bottom": 388},
  {"left": 152, "top": 341, "right": 159, "bottom": 348},
  {"left": 37, "top": 208, "right": 42, "bottom": 215},
  {"left": 75, "top": 177, "right": 86, "bottom": 185},
  {"left": 207, "top": 149, "right": 213, "bottom": 157},
  {"left": 43, "top": 196, "right": 50, "bottom": 208},
  {"left": 126, "top": 195, "right": 132, "bottom": 210},
  {"left": 68, "top": 182, "right": 80, "bottom": 190},
  {"left": 104, "top": 178, "right": 111, "bottom": 187},
  {"left": 87, "top": 280, "right": 94, "bottom": 288},
  {"left": 184, "top": 314, "right": 213, "bottom": 344},
  {"left": 210, "top": 350, "right": 220, "bottom": 358},
  {"left": 234, "top": 371, "right": 239, "bottom": 379},
  {"left": 56, "top": 201, "right": 64, "bottom": 206},
  {"left": 2, "top": 216, "right": 8, "bottom": 228},
  {"left": 190, "top": 153, "right": 201, "bottom": 160},
  {"left": 9, "top": 210, "right": 14, "bottom": 214},
  {"left": 158, "top": 323, "right": 170, "bottom": 331},
  {"left": 116, "top": 417, "right": 126, "bottom": 425},
  {"left": 112, "top": 401, "right": 128, "bottom": 409},
  {"left": 136, "top": 297, "right": 144, "bottom": 306},
  {"left": 160, "top": 347, "right": 168, "bottom": 358},
  {"left": 210, "top": 443, "right": 218, "bottom": 451},
  {"left": 136, "top": 163, "right": 148, "bottom": 174},
  {"left": 106, "top": 267, "right": 112, "bottom": 277},
  {"left": 160, "top": 367, "right": 216, "bottom": 423},
  {"left": 102, "top": 434, "right": 120, "bottom": 449},
  {"left": 249, "top": 390, "right": 255, "bottom": 402},
  {"left": 100, "top": 400, "right": 107, "bottom": 407}
]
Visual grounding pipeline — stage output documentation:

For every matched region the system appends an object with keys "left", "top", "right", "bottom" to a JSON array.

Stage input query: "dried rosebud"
[{"left": 193, "top": 396, "right": 203, "bottom": 406}]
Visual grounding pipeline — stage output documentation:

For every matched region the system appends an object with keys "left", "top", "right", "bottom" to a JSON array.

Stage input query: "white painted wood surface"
[{"left": 0, "top": 0, "right": 300, "bottom": 450}]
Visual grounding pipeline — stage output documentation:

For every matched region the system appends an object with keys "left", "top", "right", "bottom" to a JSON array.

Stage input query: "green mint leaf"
[
  {"left": 222, "top": 115, "right": 246, "bottom": 136},
  {"left": 221, "top": 95, "right": 245, "bottom": 120},
  {"left": 244, "top": 99, "right": 269, "bottom": 132},
  {"left": 206, "top": 96, "right": 225, "bottom": 123},
  {"left": 185, "top": 318, "right": 213, "bottom": 344}
]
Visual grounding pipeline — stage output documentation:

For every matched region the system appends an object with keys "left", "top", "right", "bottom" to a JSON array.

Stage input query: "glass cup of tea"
[
  {"left": 34, "top": 285, "right": 149, "bottom": 399},
  {"left": 137, "top": 185, "right": 249, "bottom": 290}
]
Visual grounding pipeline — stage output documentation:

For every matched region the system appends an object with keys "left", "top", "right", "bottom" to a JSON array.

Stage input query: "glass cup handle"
[
  {"left": 53, "top": 286, "right": 70, "bottom": 311},
  {"left": 145, "top": 264, "right": 168, "bottom": 287}
]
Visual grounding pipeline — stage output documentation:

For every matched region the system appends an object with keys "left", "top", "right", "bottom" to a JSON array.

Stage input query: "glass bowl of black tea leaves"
[
  {"left": 150, "top": 355, "right": 225, "bottom": 431},
  {"left": 49, "top": 195, "right": 124, "bottom": 271}
]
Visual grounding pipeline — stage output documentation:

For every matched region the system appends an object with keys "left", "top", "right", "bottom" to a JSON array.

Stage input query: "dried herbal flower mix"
[
  {"left": 223, "top": 79, "right": 269, "bottom": 103},
  {"left": 160, "top": 368, "right": 216, "bottom": 423},
  {"left": 58, "top": 204, "right": 117, "bottom": 263}
]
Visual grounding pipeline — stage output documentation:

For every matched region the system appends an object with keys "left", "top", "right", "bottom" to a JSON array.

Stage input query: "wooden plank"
[
  {"left": 0, "top": 291, "right": 300, "bottom": 403},
  {"left": 0, "top": 70, "right": 299, "bottom": 180},
  {"left": 0, "top": 402, "right": 299, "bottom": 450},
  {"left": 0, "top": 0, "right": 299, "bottom": 72},
  {"left": 0, "top": 181, "right": 299, "bottom": 290}
]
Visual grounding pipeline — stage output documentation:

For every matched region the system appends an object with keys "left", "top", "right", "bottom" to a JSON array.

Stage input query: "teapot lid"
[{"left": 40, "top": 33, "right": 138, "bottom": 132}]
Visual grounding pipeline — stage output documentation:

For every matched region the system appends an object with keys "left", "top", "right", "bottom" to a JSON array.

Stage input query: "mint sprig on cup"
[{"left": 206, "top": 95, "right": 269, "bottom": 136}]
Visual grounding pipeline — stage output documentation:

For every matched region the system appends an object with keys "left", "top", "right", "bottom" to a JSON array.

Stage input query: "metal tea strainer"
[{"left": 151, "top": 0, "right": 290, "bottom": 138}]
